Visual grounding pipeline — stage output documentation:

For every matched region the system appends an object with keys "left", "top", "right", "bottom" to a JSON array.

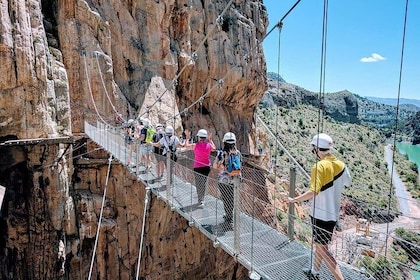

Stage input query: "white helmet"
[
  {"left": 142, "top": 118, "right": 150, "bottom": 127},
  {"left": 223, "top": 132, "right": 236, "bottom": 144},
  {"left": 310, "top": 133, "right": 333, "bottom": 150},
  {"left": 196, "top": 129, "right": 208, "bottom": 138},
  {"left": 156, "top": 123, "right": 163, "bottom": 129},
  {"left": 165, "top": 125, "right": 174, "bottom": 135},
  {"left": 127, "top": 119, "right": 135, "bottom": 126}
]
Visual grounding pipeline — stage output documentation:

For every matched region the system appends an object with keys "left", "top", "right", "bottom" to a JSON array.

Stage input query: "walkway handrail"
[
  {"left": 83, "top": 120, "right": 419, "bottom": 280},
  {"left": 256, "top": 114, "right": 310, "bottom": 180}
]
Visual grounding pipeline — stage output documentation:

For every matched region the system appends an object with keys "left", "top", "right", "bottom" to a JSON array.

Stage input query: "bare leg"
[
  {"left": 314, "top": 243, "right": 344, "bottom": 280},
  {"left": 158, "top": 161, "right": 165, "bottom": 176}
]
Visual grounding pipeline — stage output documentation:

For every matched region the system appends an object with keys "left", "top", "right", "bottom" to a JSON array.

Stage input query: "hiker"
[
  {"left": 152, "top": 123, "right": 166, "bottom": 178},
  {"left": 138, "top": 118, "right": 154, "bottom": 170},
  {"left": 287, "top": 133, "right": 351, "bottom": 280},
  {"left": 213, "top": 132, "right": 241, "bottom": 224},
  {"left": 124, "top": 119, "right": 136, "bottom": 166},
  {"left": 257, "top": 139, "right": 263, "bottom": 155},
  {"left": 151, "top": 125, "right": 182, "bottom": 179},
  {"left": 184, "top": 128, "right": 216, "bottom": 206},
  {"left": 115, "top": 113, "right": 123, "bottom": 126}
]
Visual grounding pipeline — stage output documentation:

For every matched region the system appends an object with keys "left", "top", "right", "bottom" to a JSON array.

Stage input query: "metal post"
[
  {"left": 288, "top": 167, "right": 296, "bottom": 240},
  {"left": 166, "top": 151, "right": 171, "bottom": 201},
  {"left": 233, "top": 175, "right": 240, "bottom": 257},
  {"left": 135, "top": 142, "right": 139, "bottom": 174}
]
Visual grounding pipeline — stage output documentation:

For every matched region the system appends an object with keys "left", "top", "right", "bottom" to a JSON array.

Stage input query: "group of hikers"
[
  {"left": 121, "top": 115, "right": 351, "bottom": 280},
  {"left": 121, "top": 116, "right": 242, "bottom": 226}
]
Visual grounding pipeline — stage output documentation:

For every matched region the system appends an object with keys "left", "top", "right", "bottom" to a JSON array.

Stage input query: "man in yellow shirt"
[{"left": 288, "top": 133, "right": 351, "bottom": 280}]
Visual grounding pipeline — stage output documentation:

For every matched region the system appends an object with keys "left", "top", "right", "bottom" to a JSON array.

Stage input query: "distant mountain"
[
  {"left": 261, "top": 77, "right": 419, "bottom": 143},
  {"left": 267, "top": 72, "right": 285, "bottom": 83},
  {"left": 366, "top": 97, "right": 420, "bottom": 108}
]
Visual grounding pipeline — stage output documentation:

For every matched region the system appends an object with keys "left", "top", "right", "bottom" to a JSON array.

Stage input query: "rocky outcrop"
[
  {"left": 0, "top": 0, "right": 268, "bottom": 279},
  {"left": 323, "top": 90, "right": 359, "bottom": 124},
  {"left": 262, "top": 78, "right": 360, "bottom": 124}
]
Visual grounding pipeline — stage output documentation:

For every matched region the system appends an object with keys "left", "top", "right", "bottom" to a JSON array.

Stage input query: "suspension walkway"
[{"left": 84, "top": 120, "right": 371, "bottom": 280}]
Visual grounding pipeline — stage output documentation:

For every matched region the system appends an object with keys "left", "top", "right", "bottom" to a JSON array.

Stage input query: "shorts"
[
  {"left": 311, "top": 217, "right": 336, "bottom": 245},
  {"left": 140, "top": 144, "right": 153, "bottom": 155},
  {"left": 125, "top": 135, "right": 134, "bottom": 145},
  {"left": 155, "top": 148, "right": 166, "bottom": 162}
]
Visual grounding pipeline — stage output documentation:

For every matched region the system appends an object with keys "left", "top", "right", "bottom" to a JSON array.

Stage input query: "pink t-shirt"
[{"left": 193, "top": 141, "right": 212, "bottom": 168}]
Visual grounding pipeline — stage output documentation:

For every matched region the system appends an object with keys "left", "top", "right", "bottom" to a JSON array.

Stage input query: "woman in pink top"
[{"left": 185, "top": 128, "right": 216, "bottom": 206}]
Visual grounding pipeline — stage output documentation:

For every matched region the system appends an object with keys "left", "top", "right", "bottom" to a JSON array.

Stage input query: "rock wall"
[
  {"left": 0, "top": 0, "right": 71, "bottom": 138},
  {"left": 68, "top": 143, "right": 248, "bottom": 280},
  {"left": 55, "top": 0, "right": 267, "bottom": 149},
  {"left": 0, "top": 0, "right": 268, "bottom": 279}
]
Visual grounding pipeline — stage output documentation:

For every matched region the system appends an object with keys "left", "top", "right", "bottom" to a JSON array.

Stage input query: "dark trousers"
[
  {"left": 218, "top": 182, "right": 234, "bottom": 222},
  {"left": 193, "top": 166, "right": 210, "bottom": 203}
]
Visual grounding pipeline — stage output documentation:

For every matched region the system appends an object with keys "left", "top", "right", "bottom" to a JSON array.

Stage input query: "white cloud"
[{"left": 360, "top": 53, "right": 386, "bottom": 63}]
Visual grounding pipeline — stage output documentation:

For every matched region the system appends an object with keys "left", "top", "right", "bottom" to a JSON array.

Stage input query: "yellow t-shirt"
[{"left": 310, "top": 156, "right": 352, "bottom": 221}]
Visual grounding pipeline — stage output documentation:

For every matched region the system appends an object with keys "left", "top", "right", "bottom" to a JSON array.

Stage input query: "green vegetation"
[
  {"left": 393, "top": 227, "right": 420, "bottom": 261},
  {"left": 359, "top": 256, "right": 401, "bottom": 280},
  {"left": 394, "top": 153, "right": 420, "bottom": 199},
  {"left": 258, "top": 104, "right": 398, "bottom": 212}
]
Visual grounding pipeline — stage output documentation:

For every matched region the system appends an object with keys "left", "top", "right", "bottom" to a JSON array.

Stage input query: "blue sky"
[{"left": 262, "top": 0, "right": 419, "bottom": 100}]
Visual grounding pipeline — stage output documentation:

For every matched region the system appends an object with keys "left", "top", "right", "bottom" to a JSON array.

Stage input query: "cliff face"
[
  {"left": 0, "top": 0, "right": 267, "bottom": 279},
  {"left": 0, "top": 0, "right": 71, "bottom": 139},
  {"left": 54, "top": 0, "right": 267, "bottom": 148}
]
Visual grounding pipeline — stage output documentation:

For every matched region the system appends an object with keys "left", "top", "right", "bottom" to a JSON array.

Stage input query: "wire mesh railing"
[
  {"left": 85, "top": 120, "right": 420, "bottom": 280},
  {"left": 255, "top": 114, "right": 420, "bottom": 279}
]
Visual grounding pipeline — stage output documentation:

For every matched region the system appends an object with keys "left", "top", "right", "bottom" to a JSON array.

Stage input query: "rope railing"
[{"left": 84, "top": 120, "right": 420, "bottom": 279}]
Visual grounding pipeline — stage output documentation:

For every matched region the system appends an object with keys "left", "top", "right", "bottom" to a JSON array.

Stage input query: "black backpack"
[
  {"left": 153, "top": 131, "right": 165, "bottom": 155},
  {"left": 165, "top": 136, "right": 178, "bottom": 162}
]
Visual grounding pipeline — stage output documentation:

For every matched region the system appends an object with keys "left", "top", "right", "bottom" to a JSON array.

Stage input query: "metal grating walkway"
[{"left": 85, "top": 121, "right": 372, "bottom": 280}]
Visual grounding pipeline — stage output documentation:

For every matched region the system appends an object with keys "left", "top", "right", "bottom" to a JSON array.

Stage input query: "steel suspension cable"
[
  {"left": 316, "top": 0, "right": 329, "bottom": 133},
  {"left": 273, "top": 17, "right": 282, "bottom": 222},
  {"left": 94, "top": 52, "right": 127, "bottom": 123},
  {"left": 36, "top": 144, "right": 99, "bottom": 170},
  {"left": 138, "top": 0, "right": 236, "bottom": 119},
  {"left": 261, "top": 0, "right": 302, "bottom": 42},
  {"left": 135, "top": 188, "right": 151, "bottom": 280},
  {"left": 256, "top": 115, "right": 310, "bottom": 179},
  {"left": 158, "top": 0, "right": 285, "bottom": 127},
  {"left": 249, "top": 3, "right": 261, "bottom": 267},
  {"left": 83, "top": 53, "right": 113, "bottom": 126},
  {"left": 385, "top": 0, "right": 409, "bottom": 257},
  {"left": 310, "top": 0, "right": 329, "bottom": 270},
  {"left": 88, "top": 154, "right": 113, "bottom": 280}
]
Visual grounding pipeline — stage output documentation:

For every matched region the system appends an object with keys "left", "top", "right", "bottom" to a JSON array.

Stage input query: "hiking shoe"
[
  {"left": 223, "top": 221, "right": 233, "bottom": 231},
  {"left": 223, "top": 215, "right": 233, "bottom": 223},
  {"left": 303, "top": 268, "right": 320, "bottom": 280}
]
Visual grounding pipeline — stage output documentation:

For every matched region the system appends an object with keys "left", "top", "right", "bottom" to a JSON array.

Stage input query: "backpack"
[
  {"left": 153, "top": 130, "right": 164, "bottom": 143},
  {"left": 145, "top": 126, "right": 155, "bottom": 143},
  {"left": 168, "top": 138, "right": 178, "bottom": 162},
  {"left": 227, "top": 152, "right": 241, "bottom": 175}
]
